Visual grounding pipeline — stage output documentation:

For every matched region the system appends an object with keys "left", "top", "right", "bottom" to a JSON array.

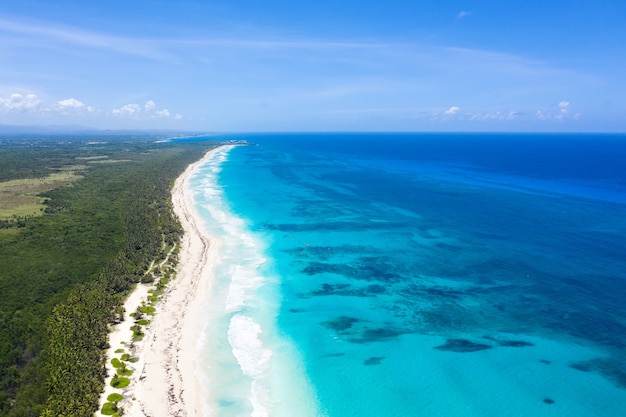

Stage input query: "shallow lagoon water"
[{"left": 187, "top": 133, "right": 626, "bottom": 417}]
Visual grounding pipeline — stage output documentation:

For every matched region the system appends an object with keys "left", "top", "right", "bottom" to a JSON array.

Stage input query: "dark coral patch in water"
[
  {"left": 320, "top": 352, "right": 346, "bottom": 359},
  {"left": 498, "top": 340, "right": 535, "bottom": 347},
  {"left": 302, "top": 257, "right": 404, "bottom": 283},
  {"left": 569, "top": 357, "right": 626, "bottom": 389},
  {"left": 480, "top": 336, "right": 534, "bottom": 348},
  {"left": 264, "top": 221, "right": 406, "bottom": 233},
  {"left": 310, "top": 283, "right": 387, "bottom": 298},
  {"left": 570, "top": 362, "right": 591, "bottom": 372},
  {"left": 352, "top": 256, "right": 405, "bottom": 282},
  {"left": 418, "top": 304, "right": 482, "bottom": 333},
  {"left": 423, "top": 287, "right": 466, "bottom": 299},
  {"left": 312, "top": 283, "right": 352, "bottom": 296},
  {"left": 303, "top": 262, "right": 354, "bottom": 276},
  {"left": 434, "top": 338, "right": 493, "bottom": 352},
  {"left": 367, "top": 284, "right": 387, "bottom": 294},
  {"left": 543, "top": 398, "right": 555, "bottom": 405},
  {"left": 349, "top": 327, "right": 405, "bottom": 344},
  {"left": 321, "top": 316, "right": 361, "bottom": 333},
  {"left": 285, "top": 244, "right": 375, "bottom": 258},
  {"left": 364, "top": 356, "right": 386, "bottom": 365}
]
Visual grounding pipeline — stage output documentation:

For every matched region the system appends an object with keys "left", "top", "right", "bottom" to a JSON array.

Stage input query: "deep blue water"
[{"left": 186, "top": 133, "right": 626, "bottom": 416}]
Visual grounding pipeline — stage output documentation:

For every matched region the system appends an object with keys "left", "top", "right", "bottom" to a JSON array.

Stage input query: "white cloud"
[
  {"left": 1, "top": 93, "right": 100, "bottom": 116},
  {"left": 57, "top": 98, "right": 85, "bottom": 109},
  {"left": 112, "top": 103, "right": 141, "bottom": 116},
  {"left": 457, "top": 11, "right": 470, "bottom": 19},
  {"left": 54, "top": 97, "right": 95, "bottom": 113},
  {"left": 535, "top": 101, "right": 580, "bottom": 121},
  {"left": 0, "top": 92, "right": 183, "bottom": 125},
  {"left": 444, "top": 106, "right": 460, "bottom": 115},
  {"left": 0, "top": 93, "right": 41, "bottom": 111},
  {"left": 507, "top": 111, "right": 521, "bottom": 120},
  {"left": 111, "top": 100, "right": 180, "bottom": 119},
  {"left": 467, "top": 110, "right": 521, "bottom": 121}
]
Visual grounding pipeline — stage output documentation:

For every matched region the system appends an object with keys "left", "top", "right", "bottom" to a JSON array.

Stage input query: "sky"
[{"left": 0, "top": 0, "right": 625, "bottom": 132}]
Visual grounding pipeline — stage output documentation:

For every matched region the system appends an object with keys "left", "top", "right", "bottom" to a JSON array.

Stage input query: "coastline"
[{"left": 98, "top": 145, "right": 231, "bottom": 416}]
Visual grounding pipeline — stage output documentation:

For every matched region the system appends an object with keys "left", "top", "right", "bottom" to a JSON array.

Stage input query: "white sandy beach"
[{"left": 98, "top": 146, "right": 231, "bottom": 417}]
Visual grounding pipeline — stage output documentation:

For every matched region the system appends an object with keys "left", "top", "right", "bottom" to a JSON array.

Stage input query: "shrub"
[
  {"left": 107, "top": 393, "right": 123, "bottom": 402},
  {"left": 101, "top": 402, "right": 118, "bottom": 415},
  {"left": 110, "top": 376, "right": 130, "bottom": 389}
]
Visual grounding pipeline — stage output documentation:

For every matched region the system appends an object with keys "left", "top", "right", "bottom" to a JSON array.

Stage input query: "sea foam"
[
  {"left": 228, "top": 314, "right": 273, "bottom": 416},
  {"left": 188, "top": 145, "right": 323, "bottom": 417}
]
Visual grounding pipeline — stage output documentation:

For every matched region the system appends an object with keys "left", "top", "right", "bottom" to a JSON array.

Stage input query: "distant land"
[{"left": 0, "top": 123, "right": 209, "bottom": 137}]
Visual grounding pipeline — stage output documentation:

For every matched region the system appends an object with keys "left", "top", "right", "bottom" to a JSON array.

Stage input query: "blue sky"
[{"left": 1, "top": 0, "right": 625, "bottom": 132}]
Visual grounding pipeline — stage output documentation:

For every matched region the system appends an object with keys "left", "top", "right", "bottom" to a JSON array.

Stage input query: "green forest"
[{"left": 0, "top": 136, "right": 216, "bottom": 416}]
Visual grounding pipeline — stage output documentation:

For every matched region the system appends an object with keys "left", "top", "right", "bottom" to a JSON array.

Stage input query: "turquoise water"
[{"left": 185, "top": 133, "right": 626, "bottom": 416}]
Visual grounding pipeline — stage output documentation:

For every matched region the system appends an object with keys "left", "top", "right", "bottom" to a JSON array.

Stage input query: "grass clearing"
[
  {"left": 0, "top": 171, "right": 83, "bottom": 219},
  {"left": 0, "top": 228, "right": 21, "bottom": 236}
]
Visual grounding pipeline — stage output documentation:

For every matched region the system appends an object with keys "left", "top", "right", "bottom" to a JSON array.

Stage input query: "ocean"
[{"left": 183, "top": 133, "right": 626, "bottom": 417}]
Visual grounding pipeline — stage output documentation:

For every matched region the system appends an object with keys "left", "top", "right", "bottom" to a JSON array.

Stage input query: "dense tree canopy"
[{"left": 0, "top": 137, "right": 216, "bottom": 416}]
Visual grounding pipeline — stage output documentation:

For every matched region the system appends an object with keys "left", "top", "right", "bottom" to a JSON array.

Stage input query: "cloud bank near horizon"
[{"left": 0, "top": 93, "right": 181, "bottom": 122}]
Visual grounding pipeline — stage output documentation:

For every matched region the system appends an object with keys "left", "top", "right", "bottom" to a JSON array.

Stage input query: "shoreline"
[{"left": 98, "top": 145, "right": 232, "bottom": 416}]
